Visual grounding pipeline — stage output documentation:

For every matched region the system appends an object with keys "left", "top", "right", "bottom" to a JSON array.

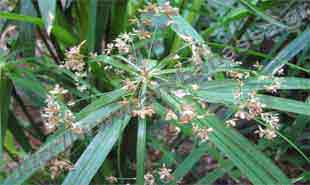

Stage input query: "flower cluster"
[
  {"left": 191, "top": 43, "right": 212, "bottom": 65},
  {"left": 225, "top": 118, "right": 238, "bottom": 127},
  {"left": 255, "top": 112, "right": 280, "bottom": 140},
  {"left": 177, "top": 33, "right": 212, "bottom": 66},
  {"left": 255, "top": 126, "right": 277, "bottom": 140},
  {"left": 49, "top": 84, "right": 68, "bottom": 95},
  {"left": 180, "top": 104, "right": 196, "bottom": 124},
  {"left": 41, "top": 85, "right": 75, "bottom": 133},
  {"left": 41, "top": 95, "right": 62, "bottom": 132},
  {"left": 144, "top": 172, "right": 155, "bottom": 185},
  {"left": 61, "top": 41, "right": 89, "bottom": 92},
  {"left": 264, "top": 78, "right": 283, "bottom": 93},
  {"left": 122, "top": 79, "right": 137, "bottom": 92},
  {"left": 234, "top": 91, "right": 280, "bottom": 140},
  {"left": 48, "top": 158, "right": 73, "bottom": 179},
  {"left": 163, "top": 124, "right": 181, "bottom": 144},
  {"left": 133, "top": 29, "right": 152, "bottom": 40},
  {"left": 62, "top": 41, "right": 86, "bottom": 78},
  {"left": 104, "top": 32, "right": 135, "bottom": 55},
  {"left": 158, "top": 164, "right": 174, "bottom": 183},
  {"left": 227, "top": 71, "right": 250, "bottom": 80},
  {"left": 165, "top": 109, "right": 178, "bottom": 121},
  {"left": 106, "top": 176, "right": 118, "bottom": 184},
  {"left": 132, "top": 106, "right": 155, "bottom": 119},
  {"left": 139, "top": 2, "right": 178, "bottom": 17},
  {"left": 192, "top": 124, "right": 214, "bottom": 142},
  {"left": 235, "top": 92, "right": 266, "bottom": 120}
]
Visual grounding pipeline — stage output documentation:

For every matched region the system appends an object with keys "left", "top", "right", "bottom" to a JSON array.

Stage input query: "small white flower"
[
  {"left": 77, "top": 84, "right": 88, "bottom": 92},
  {"left": 255, "top": 126, "right": 277, "bottom": 140},
  {"left": 191, "top": 84, "right": 199, "bottom": 91},
  {"left": 158, "top": 164, "right": 173, "bottom": 182},
  {"left": 192, "top": 125, "right": 213, "bottom": 142},
  {"left": 173, "top": 89, "right": 189, "bottom": 98},
  {"left": 144, "top": 172, "right": 155, "bottom": 185},
  {"left": 49, "top": 84, "right": 68, "bottom": 95},
  {"left": 165, "top": 109, "right": 178, "bottom": 120},
  {"left": 106, "top": 176, "right": 118, "bottom": 183}
]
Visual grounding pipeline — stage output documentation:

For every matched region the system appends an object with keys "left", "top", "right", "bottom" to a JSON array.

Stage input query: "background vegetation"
[{"left": 0, "top": 0, "right": 309, "bottom": 184}]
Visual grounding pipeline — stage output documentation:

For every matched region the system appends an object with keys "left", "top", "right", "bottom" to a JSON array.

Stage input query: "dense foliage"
[{"left": 0, "top": 0, "right": 309, "bottom": 184}]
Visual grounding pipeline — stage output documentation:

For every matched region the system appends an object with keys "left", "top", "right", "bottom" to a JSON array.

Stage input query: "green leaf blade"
[
  {"left": 262, "top": 29, "right": 310, "bottom": 75},
  {"left": 62, "top": 114, "right": 131, "bottom": 185},
  {"left": 38, "top": 0, "right": 57, "bottom": 34}
]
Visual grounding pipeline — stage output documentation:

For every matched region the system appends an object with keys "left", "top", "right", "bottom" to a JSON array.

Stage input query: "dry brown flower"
[
  {"left": 191, "top": 84, "right": 200, "bottom": 91},
  {"left": 122, "top": 79, "right": 137, "bottom": 92},
  {"left": 129, "top": 17, "right": 139, "bottom": 25},
  {"left": 62, "top": 41, "right": 86, "bottom": 74},
  {"left": 192, "top": 124, "right": 214, "bottom": 142},
  {"left": 225, "top": 119, "right": 238, "bottom": 127},
  {"left": 114, "top": 38, "right": 130, "bottom": 54},
  {"left": 160, "top": 2, "right": 179, "bottom": 17},
  {"left": 255, "top": 126, "right": 277, "bottom": 140},
  {"left": 106, "top": 176, "right": 118, "bottom": 184},
  {"left": 142, "top": 19, "right": 152, "bottom": 26},
  {"left": 165, "top": 109, "right": 178, "bottom": 121},
  {"left": 140, "top": 3, "right": 160, "bottom": 14},
  {"left": 48, "top": 158, "right": 73, "bottom": 179},
  {"left": 227, "top": 71, "right": 250, "bottom": 80},
  {"left": 158, "top": 164, "right": 174, "bottom": 182},
  {"left": 49, "top": 84, "right": 68, "bottom": 95},
  {"left": 104, "top": 43, "right": 114, "bottom": 55},
  {"left": 235, "top": 91, "right": 265, "bottom": 120},
  {"left": 41, "top": 95, "right": 61, "bottom": 132},
  {"left": 134, "top": 29, "right": 152, "bottom": 39},
  {"left": 264, "top": 78, "right": 282, "bottom": 93},
  {"left": 63, "top": 110, "right": 75, "bottom": 127},
  {"left": 144, "top": 172, "right": 155, "bottom": 185},
  {"left": 180, "top": 104, "right": 196, "bottom": 124},
  {"left": 132, "top": 106, "right": 155, "bottom": 119}
]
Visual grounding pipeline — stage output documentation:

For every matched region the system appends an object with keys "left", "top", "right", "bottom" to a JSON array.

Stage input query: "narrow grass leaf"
[
  {"left": 8, "top": 111, "right": 33, "bottom": 153},
  {"left": 62, "top": 114, "right": 131, "bottom": 185},
  {"left": 170, "top": 143, "right": 209, "bottom": 185},
  {"left": 76, "top": 88, "right": 127, "bottom": 119},
  {"left": 136, "top": 117, "right": 146, "bottom": 185},
  {"left": 199, "top": 77, "right": 310, "bottom": 93},
  {"left": 195, "top": 89, "right": 310, "bottom": 116},
  {"left": 0, "top": 63, "right": 12, "bottom": 160},
  {"left": 262, "top": 29, "right": 310, "bottom": 75},
  {"left": 237, "top": 0, "right": 287, "bottom": 28},
  {"left": 195, "top": 161, "right": 234, "bottom": 185},
  {"left": 0, "top": 12, "right": 76, "bottom": 45},
  {"left": 136, "top": 83, "right": 147, "bottom": 185},
  {"left": 258, "top": 95, "right": 310, "bottom": 116},
  {"left": 37, "top": 0, "right": 56, "bottom": 35},
  {"left": 16, "top": 0, "right": 36, "bottom": 57},
  {"left": 170, "top": 15, "right": 204, "bottom": 43}
]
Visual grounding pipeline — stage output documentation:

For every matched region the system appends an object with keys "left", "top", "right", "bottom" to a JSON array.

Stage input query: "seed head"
[
  {"left": 165, "top": 109, "right": 178, "bottom": 121},
  {"left": 158, "top": 164, "right": 174, "bottom": 182},
  {"left": 180, "top": 104, "right": 196, "bottom": 124},
  {"left": 192, "top": 125, "right": 213, "bottom": 142},
  {"left": 144, "top": 172, "right": 155, "bottom": 185}
]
